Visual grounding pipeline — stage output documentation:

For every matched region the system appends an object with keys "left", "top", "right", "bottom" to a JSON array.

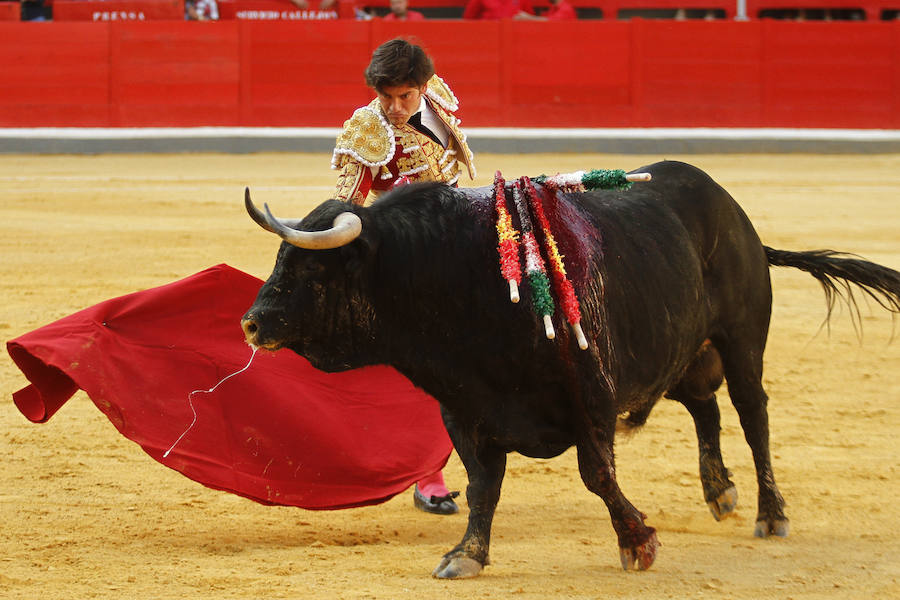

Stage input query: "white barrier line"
[
  {"left": 0, "top": 127, "right": 341, "bottom": 139},
  {"left": 466, "top": 127, "right": 900, "bottom": 142},
  {"left": 1, "top": 127, "right": 899, "bottom": 142}
]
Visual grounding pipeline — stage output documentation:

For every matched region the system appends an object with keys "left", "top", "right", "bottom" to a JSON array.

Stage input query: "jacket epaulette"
[
  {"left": 424, "top": 74, "right": 459, "bottom": 113},
  {"left": 332, "top": 104, "right": 396, "bottom": 169}
]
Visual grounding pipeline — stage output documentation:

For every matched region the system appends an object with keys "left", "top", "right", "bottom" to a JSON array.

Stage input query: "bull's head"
[{"left": 240, "top": 189, "right": 376, "bottom": 372}]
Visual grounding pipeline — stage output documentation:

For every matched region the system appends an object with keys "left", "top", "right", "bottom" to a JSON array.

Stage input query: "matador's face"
[{"left": 376, "top": 83, "right": 427, "bottom": 127}]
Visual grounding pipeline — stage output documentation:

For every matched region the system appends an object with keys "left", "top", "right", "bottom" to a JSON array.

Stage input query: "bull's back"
[
  {"left": 634, "top": 161, "right": 762, "bottom": 259},
  {"left": 629, "top": 161, "right": 771, "bottom": 308},
  {"left": 636, "top": 161, "right": 773, "bottom": 338}
]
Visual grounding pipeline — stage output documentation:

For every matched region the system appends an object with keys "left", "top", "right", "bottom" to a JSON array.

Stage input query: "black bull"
[{"left": 240, "top": 160, "right": 900, "bottom": 578}]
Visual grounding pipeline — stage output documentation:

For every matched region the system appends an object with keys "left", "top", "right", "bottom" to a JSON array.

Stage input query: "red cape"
[{"left": 7, "top": 264, "right": 452, "bottom": 510}]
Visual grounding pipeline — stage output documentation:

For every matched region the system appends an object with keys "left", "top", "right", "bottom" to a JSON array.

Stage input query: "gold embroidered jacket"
[{"left": 331, "top": 75, "right": 476, "bottom": 205}]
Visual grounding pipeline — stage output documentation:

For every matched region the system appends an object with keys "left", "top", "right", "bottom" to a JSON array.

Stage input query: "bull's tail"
[{"left": 764, "top": 246, "right": 900, "bottom": 329}]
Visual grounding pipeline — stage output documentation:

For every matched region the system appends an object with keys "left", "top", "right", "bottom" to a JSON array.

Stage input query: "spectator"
[
  {"left": 383, "top": 0, "right": 425, "bottom": 20},
  {"left": 289, "top": 0, "right": 369, "bottom": 19},
  {"left": 462, "top": 0, "right": 535, "bottom": 19},
  {"left": 544, "top": 0, "right": 575, "bottom": 19},
  {"left": 289, "top": 0, "right": 336, "bottom": 9},
  {"left": 517, "top": 0, "right": 575, "bottom": 20},
  {"left": 185, "top": 0, "right": 219, "bottom": 20},
  {"left": 21, "top": 0, "right": 50, "bottom": 21}
]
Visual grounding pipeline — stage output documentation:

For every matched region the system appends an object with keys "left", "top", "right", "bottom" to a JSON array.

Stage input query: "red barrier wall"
[
  {"left": 111, "top": 22, "right": 241, "bottom": 125},
  {"left": 2, "top": 20, "right": 898, "bottom": 128},
  {"left": 2, "top": 23, "right": 111, "bottom": 125}
]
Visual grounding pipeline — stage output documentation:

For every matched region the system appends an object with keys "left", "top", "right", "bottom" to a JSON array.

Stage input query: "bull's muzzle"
[
  {"left": 241, "top": 314, "right": 284, "bottom": 351},
  {"left": 240, "top": 316, "right": 262, "bottom": 348}
]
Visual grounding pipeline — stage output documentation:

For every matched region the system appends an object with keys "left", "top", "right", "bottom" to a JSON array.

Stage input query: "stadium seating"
[
  {"left": 3, "top": 0, "right": 894, "bottom": 21},
  {"left": 747, "top": 0, "right": 896, "bottom": 20},
  {"left": 356, "top": 0, "right": 900, "bottom": 20},
  {"left": 558, "top": 0, "right": 734, "bottom": 19}
]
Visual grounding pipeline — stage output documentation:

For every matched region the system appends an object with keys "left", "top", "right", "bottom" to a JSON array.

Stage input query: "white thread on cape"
[{"left": 163, "top": 345, "right": 259, "bottom": 459}]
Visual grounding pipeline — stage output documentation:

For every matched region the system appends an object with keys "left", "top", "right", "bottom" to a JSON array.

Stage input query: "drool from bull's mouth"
[
  {"left": 242, "top": 161, "right": 900, "bottom": 578},
  {"left": 163, "top": 345, "right": 259, "bottom": 459}
]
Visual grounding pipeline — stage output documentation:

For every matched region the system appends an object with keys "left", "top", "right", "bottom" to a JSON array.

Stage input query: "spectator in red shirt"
[
  {"left": 544, "top": 0, "right": 576, "bottom": 19},
  {"left": 288, "top": 0, "right": 359, "bottom": 19},
  {"left": 514, "top": 0, "right": 576, "bottom": 19},
  {"left": 185, "top": 0, "right": 219, "bottom": 20},
  {"left": 383, "top": 0, "right": 425, "bottom": 20},
  {"left": 290, "top": 0, "right": 337, "bottom": 8},
  {"left": 462, "top": 0, "right": 535, "bottom": 19}
]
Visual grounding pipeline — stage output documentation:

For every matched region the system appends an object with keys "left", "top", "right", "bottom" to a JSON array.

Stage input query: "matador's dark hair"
[{"left": 364, "top": 38, "right": 435, "bottom": 92}]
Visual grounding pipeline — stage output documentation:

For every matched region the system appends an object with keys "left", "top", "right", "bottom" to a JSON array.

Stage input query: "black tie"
[{"left": 408, "top": 112, "right": 444, "bottom": 147}]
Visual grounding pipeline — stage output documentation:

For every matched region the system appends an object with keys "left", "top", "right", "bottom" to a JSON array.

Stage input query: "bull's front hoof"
[
  {"left": 432, "top": 556, "right": 483, "bottom": 579},
  {"left": 619, "top": 530, "right": 660, "bottom": 571},
  {"left": 754, "top": 518, "right": 789, "bottom": 538},
  {"left": 707, "top": 485, "right": 738, "bottom": 521}
]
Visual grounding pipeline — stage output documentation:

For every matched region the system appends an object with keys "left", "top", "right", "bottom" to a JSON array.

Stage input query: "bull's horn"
[
  {"left": 245, "top": 187, "right": 302, "bottom": 234},
  {"left": 245, "top": 187, "right": 362, "bottom": 250}
]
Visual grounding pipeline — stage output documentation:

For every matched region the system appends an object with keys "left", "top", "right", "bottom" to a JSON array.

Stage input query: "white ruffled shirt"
[{"left": 415, "top": 97, "right": 450, "bottom": 148}]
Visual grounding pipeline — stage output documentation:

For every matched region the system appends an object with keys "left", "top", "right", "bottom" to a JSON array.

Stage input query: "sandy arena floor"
[{"left": 1, "top": 152, "right": 898, "bottom": 600}]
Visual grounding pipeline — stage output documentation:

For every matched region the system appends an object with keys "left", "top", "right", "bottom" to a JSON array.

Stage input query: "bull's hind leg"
[
  {"left": 576, "top": 418, "right": 659, "bottom": 570},
  {"left": 665, "top": 341, "right": 738, "bottom": 520},
  {"left": 714, "top": 335, "right": 789, "bottom": 538}
]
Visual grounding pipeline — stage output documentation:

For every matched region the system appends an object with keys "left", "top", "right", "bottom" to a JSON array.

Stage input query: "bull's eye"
[{"left": 296, "top": 260, "right": 325, "bottom": 278}]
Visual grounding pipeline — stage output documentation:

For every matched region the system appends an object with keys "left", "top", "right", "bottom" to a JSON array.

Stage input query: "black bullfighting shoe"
[{"left": 413, "top": 485, "right": 460, "bottom": 515}]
